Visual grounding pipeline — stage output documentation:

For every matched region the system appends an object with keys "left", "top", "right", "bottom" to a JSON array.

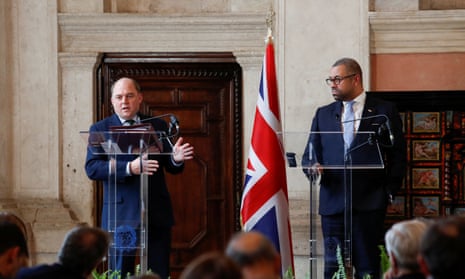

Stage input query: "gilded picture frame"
[
  {"left": 412, "top": 196, "right": 440, "bottom": 217},
  {"left": 412, "top": 112, "right": 440, "bottom": 133},
  {"left": 412, "top": 167, "right": 440, "bottom": 189},
  {"left": 412, "top": 140, "right": 440, "bottom": 161}
]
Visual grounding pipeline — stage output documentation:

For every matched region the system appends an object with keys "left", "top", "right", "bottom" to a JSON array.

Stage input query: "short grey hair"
[{"left": 385, "top": 219, "right": 428, "bottom": 271}]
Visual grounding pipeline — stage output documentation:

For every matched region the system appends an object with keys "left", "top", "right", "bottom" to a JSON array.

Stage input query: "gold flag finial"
[{"left": 265, "top": 8, "right": 275, "bottom": 43}]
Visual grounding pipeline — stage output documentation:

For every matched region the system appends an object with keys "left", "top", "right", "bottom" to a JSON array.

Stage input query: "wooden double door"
[{"left": 96, "top": 53, "right": 243, "bottom": 278}]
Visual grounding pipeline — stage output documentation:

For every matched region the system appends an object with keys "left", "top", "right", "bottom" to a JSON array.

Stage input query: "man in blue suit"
[
  {"left": 302, "top": 58, "right": 406, "bottom": 279},
  {"left": 85, "top": 77, "right": 194, "bottom": 278}
]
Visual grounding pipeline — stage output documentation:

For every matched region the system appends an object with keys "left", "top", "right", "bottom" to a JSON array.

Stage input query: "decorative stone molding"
[
  {"left": 58, "top": 52, "right": 100, "bottom": 69},
  {"left": 58, "top": 13, "right": 267, "bottom": 68},
  {"left": 369, "top": 10, "right": 465, "bottom": 53}
]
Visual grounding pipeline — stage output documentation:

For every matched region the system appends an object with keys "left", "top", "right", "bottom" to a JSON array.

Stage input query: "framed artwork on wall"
[
  {"left": 366, "top": 91, "right": 465, "bottom": 226},
  {"left": 387, "top": 196, "right": 406, "bottom": 217},
  {"left": 412, "top": 140, "right": 440, "bottom": 161},
  {"left": 453, "top": 207, "right": 465, "bottom": 216},
  {"left": 412, "top": 112, "right": 440, "bottom": 133},
  {"left": 412, "top": 167, "right": 440, "bottom": 189},
  {"left": 412, "top": 196, "right": 440, "bottom": 217}
]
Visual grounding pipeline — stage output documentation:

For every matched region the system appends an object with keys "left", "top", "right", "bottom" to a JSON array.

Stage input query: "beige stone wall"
[
  {"left": 58, "top": 0, "right": 105, "bottom": 12},
  {"left": 373, "top": 0, "right": 419, "bottom": 11},
  {"left": 58, "top": 0, "right": 273, "bottom": 13},
  {"left": 4, "top": 1, "right": 59, "bottom": 201},
  {"left": 4, "top": 0, "right": 465, "bottom": 277},
  {"left": 0, "top": 0, "right": 12, "bottom": 198}
]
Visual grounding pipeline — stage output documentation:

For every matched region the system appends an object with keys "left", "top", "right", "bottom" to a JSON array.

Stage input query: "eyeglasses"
[{"left": 325, "top": 73, "right": 356, "bottom": 86}]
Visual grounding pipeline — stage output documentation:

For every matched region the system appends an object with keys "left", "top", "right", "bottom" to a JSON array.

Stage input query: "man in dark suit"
[
  {"left": 302, "top": 58, "right": 406, "bottom": 279},
  {"left": 85, "top": 77, "right": 194, "bottom": 278},
  {"left": 16, "top": 224, "right": 110, "bottom": 279}
]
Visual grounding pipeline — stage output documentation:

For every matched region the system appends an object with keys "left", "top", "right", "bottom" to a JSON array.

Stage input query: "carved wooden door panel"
[{"left": 96, "top": 53, "right": 243, "bottom": 278}]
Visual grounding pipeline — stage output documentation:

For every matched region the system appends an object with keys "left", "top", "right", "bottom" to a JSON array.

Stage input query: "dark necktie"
[{"left": 124, "top": 119, "right": 135, "bottom": 126}]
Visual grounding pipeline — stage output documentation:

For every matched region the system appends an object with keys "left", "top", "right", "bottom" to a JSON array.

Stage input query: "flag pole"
[{"left": 240, "top": 8, "right": 295, "bottom": 277}]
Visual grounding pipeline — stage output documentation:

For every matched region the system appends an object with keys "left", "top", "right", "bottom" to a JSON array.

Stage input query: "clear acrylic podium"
[
  {"left": 278, "top": 131, "right": 384, "bottom": 279},
  {"left": 81, "top": 126, "right": 175, "bottom": 274}
]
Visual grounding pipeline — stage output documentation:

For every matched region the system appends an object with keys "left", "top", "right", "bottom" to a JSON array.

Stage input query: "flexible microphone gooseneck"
[
  {"left": 341, "top": 114, "right": 394, "bottom": 147},
  {"left": 140, "top": 113, "right": 180, "bottom": 138}
]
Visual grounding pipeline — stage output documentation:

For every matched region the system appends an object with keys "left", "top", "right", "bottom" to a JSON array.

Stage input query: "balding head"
[
  {"left": 58, "top": 224, "right": 110, "bottom": 278},
  {"left": 110, "top": 77, "right": 143, "bottom": 121},
  {"left": 227, "top": 231, "right": 275, "bottom": 256},
  {"left": 226, "top": 231, "right": 280, "bottom": 279}
]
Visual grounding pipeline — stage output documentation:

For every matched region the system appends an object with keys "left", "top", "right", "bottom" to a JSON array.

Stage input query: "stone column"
[{"left": 59, "top": 53, "right": 101, "bottom": 226}]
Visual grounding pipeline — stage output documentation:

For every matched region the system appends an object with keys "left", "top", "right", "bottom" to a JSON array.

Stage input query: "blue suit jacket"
[
  {"left": 302, "top": 96, "right": 406, "bottom": 215},
  {"left": 85, "top": 114, "right": 184, "bottom": 230}
]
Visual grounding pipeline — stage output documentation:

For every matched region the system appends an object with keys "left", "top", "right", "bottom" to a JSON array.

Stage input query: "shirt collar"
[
  {"left": 117, "top": 115, "right": 139, "bottom": 125},
  {"left": 343, "top": 92, "right": 366, "bottom": 111},
  {"left": 344, "top": 91, "right": 365, "bottom": 105}
]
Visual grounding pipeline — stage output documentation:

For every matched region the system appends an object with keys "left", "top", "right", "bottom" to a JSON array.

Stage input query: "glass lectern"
[
  {"left": 278, "top": 131, "right": 384, "bottom": 279},
  {"left": 81, "top": 124, "right": 175, "bottom": 274}
]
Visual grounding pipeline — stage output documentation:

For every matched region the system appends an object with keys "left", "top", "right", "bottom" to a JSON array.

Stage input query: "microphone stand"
[
  {"left": 343, "top": 133, "right": 377, "bottom": 279},
  {"left": 136, "top": 114, "right": 180, "bottom": 273}
]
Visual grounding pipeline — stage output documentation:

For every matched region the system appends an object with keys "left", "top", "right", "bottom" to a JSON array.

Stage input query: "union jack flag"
[{"left": 240, "top": 35, "right": 294, "bottom": 276}]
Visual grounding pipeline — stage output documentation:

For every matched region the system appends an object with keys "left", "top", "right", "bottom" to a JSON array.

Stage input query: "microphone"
[
  {"left": 140, "top": 113, "right": 176, "bottom": 123},
  {"left": 168, "top": 115, "right": 179, "bottom": 136},
  {"left": 140, "top": 113, "right": 180, "bottom": 140},
  {"left": 382, "top": 119, "right": 395, "bottom": 146},
  {"left": 341, "top": 114, "right": 395, "bottom": 147}
]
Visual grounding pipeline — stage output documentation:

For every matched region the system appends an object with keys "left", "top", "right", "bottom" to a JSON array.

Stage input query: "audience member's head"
[
  {"left": 418, "top": 216, "right": 465, "bottom": 279},
  {"left": 58, "top": 224, "right": 110, "bottom": 278},
  {"left": 225, "top": 231, "right": 281, "bottom": 279},
  {"left": 179, "top": 251, "right": 243, "bottom": 279},
  {"left": 0, "top": 219, "right": 29, "bottom": 279},
  {"left": 384, "top": 218, "right": 429, "bottom": 278},
  {"left": 0, "top": 212, "right": 28, "bottom": 239}
]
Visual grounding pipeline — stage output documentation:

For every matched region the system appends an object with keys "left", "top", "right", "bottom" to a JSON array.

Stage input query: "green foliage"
[
  {"left": 93, "top": 248, "right": 389, "bottom": 279},
  {"left": 331, "top": 245, "right": 346, "bottom": 279},
  {"left": 91, "top": 269, "right": 122, "bottom": 279},
  {"left": 91, "top": 265, "right": 155, "bottom": 279},
  {"left": 379, "top": 244, "right": 390, "bottom": 274},
  {"left": 284, "top": 266, "right": 295, "bottom": 279},
  {"left": 330, "top": 245, "right": 390, "bottom": 279}
]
